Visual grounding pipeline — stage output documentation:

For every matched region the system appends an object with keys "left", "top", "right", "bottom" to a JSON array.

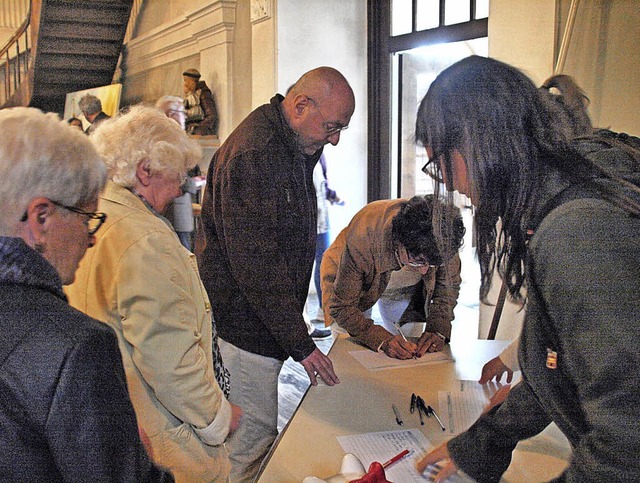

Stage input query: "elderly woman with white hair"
[
  {"left": 0, "top": 107, "right": 171, "bottom": 481},
  {"left": 66, "top": 105, "right": 241, "bottom": 482}
]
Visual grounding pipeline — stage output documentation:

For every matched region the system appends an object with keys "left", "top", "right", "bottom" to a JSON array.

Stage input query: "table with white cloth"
[{"left": 257, "top": 334, "right": 572, "bottom": 482}]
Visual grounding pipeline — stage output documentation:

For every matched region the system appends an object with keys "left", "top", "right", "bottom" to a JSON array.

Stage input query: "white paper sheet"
[
  {"left": 438, "top": 380, "right": 503, "bottom": 435},
  {"left": 337, "top": 429, "right": 471, "bottom": 482},
  {"left": 337, "top": 429, "right": 430, "bottom": 481},
  {"left": 348, "top": 350, "right": 453, "bottom": 371}
]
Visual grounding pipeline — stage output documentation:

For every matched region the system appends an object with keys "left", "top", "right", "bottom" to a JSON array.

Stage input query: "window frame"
[{"left": 367, "top": 0, "right": 487, "bottom": 201}]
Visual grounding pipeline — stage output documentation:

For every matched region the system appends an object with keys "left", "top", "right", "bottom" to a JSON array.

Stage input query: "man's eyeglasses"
[
  {"left": 394, "top": 247, "right": 438, "bottom": 269},
  {"left": 306, "top": 96, "right": 349, "bottom": 135},
  {"left": 51, "top": 201, "right": 107, "bottom": 236}
]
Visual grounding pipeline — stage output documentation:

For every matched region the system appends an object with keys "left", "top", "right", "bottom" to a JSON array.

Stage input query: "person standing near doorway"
[{"left": 197, "top": 66, "right": 354, "bottom": 481}]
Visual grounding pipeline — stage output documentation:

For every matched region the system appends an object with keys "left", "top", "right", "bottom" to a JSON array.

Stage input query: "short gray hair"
[
  {"left": 91, "top": 105, "right": 202, "bottom": 188},
  {"left": 78, "top": 94, "right": 102, "bottom": 116},
  {"left": 155, "top": 95, "right": 184, "bottom": 111},
  {"left": 0, "top": 107, "right": 107, "bottom": 235}
]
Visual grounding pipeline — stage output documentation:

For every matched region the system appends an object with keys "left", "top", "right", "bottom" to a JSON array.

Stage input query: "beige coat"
[
  {"left": 66, "top": 181, "right": 231, "bottom": 482},
  {"left": 321, "top": 199, "right": 461, "bottom": 351}
]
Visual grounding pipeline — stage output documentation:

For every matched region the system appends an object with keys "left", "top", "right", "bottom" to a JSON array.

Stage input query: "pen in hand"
[{"left": 393, "top": 322, "right": 417, "bottom": 359}]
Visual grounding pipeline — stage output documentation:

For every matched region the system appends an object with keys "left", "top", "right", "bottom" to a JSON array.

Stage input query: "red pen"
[{"left": 382, "top": 449, "right": 411, "bottom": 468}]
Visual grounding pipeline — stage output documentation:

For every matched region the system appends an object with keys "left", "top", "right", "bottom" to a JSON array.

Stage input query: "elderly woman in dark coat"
[{"left": 0, "top": 107, "right": 171, "bottom": 481}]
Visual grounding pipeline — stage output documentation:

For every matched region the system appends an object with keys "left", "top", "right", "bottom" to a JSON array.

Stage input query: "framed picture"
[{"left": 63, "top": 83, "right": 122, "bottom": 129}]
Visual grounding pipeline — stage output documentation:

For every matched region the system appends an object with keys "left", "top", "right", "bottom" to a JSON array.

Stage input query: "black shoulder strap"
[{"left": 525, "top": 184, "right": 597, "bottom": 242}]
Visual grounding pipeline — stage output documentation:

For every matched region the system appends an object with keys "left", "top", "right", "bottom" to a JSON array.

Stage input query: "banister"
[{"left": 0, "top": 0, "right": 33, "bottom": 106}]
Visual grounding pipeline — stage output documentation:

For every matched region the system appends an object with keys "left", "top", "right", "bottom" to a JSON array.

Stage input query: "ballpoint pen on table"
[
  {"left": 416, "top": 396, "right": 429, "bottom": 417},
  {"left": 392, "top": 404, "right": 404, "bottom": 426},
  {"left": 428, "top": 405, "right": 446, "bottom": 432},
  {"left": 415, "top": 396, "right": 425, "bottom": 425},
  {"left": 410, "top": 393, "right": 417, "bottom": 413},
  {"left": 382, "top": 449, "right": 411, "bottom": 469}
]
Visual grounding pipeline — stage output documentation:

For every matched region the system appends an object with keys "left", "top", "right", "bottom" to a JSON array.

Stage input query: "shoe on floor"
[{"left": 310, "top": 327, "right": 331, "bottom": 339}]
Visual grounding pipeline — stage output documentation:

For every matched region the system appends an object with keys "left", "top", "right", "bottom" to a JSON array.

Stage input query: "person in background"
[
  {"left": 67, "top": 116, "right": 84, "bottom": 131},
  {"left": 197, "top": 66, "right": 354, "bottom": 481},
  {"left": 183, "top": 68, "right": 219, "bottom": 136},
  {"left": 156, "top": 95, "right": 200, "bottom": 250},
  {"left": 321, "top": 195, "right": 464, "bottom": 359},
  {"left": 78, "top": 93, "right": 110, "bottom": 135},
  {"left": 415, "top": 56, "right": 640, "bottom": 481},
  {"left": 0, "top": 107, "right": 172, "bottom": 481},
  {"left": 66, "top": 106, "right": 241, "bottom": 482},
  {"left": 304, "top": 153, "right": 341, "bottom": 340},
  {"left": 312, "top": 153, "right": 342, "bottom": 321}
]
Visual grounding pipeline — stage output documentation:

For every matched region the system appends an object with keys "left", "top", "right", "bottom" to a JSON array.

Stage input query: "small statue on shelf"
[{"left": 182, "top": 68, "right": 219, "bottom": 136}]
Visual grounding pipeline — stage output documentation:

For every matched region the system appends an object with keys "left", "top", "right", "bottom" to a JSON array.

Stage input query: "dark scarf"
[{"left": 0, "top": 237, "right": 65, "bottom": 300}]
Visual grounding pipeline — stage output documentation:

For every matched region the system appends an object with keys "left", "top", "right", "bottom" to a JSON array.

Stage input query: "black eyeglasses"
[
  {"left": 421, "top": 157, "right": 444, "bottom": 183},
  {"left": 51, "top": 201, "right": 107, "bottom": 235},
  {"left": 306, "top": 96, "right": 349, "bottom": 135}
]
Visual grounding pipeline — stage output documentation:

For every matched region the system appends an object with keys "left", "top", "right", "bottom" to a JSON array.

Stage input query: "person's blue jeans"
[{"left": 314, "top": 231, "right": 330, "bottom": 307}]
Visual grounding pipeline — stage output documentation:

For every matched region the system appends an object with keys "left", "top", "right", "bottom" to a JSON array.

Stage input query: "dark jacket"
[
  {"left": 198, "top": 95, "right": 320, "bottom": 362},
  {"left": 447, "top": 137, "right": 640, "bottom": 482},
  {"left": 85, "top": 111, "right": 110, "bottom": 135},
  {"left": 0, "top": 237, "right": 172, "bottom": 482}
]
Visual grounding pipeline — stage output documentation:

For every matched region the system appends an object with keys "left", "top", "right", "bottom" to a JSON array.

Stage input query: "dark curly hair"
[{"left": 391, "top": 195, "right": 465, "bottom": 266}]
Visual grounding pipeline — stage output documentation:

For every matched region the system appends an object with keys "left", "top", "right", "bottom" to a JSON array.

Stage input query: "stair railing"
[{"left": 0, "top": 2, "right": 32, "bottom": 106}]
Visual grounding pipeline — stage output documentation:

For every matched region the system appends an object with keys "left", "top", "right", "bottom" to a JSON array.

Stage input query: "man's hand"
[
  {"left": 229, "top": 403, "right": 243, "bottom": 435},
  {"left": 415, "top": 441, "right": 459, "bottom": 482},
  {"left": 381, "top": 334, "right": 417, "bottom": 359},
  {"left": 300, "top": 348, "right": 340, "bottom": 386},
  {"left": 416, "top": 331, "right": 446, "bottom": 356},
  {"left": 479, "top": 356, "right": 513, "bottom": 384}
]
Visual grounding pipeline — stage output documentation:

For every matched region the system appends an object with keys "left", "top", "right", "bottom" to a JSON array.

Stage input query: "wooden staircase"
[{"left": 2, "top": 0, "right": 132, "bottom": 115}]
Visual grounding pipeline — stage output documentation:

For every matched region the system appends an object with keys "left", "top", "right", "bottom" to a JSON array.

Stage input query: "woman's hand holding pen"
[
  {"left": 415, "top": 442, "right": 459, "bottom": 482},
  {"left": 416, "top": 331, "right": 446, "bottom": 356},
  {"left": 381, "top": 334, "right": 417, "bottom": 359}
]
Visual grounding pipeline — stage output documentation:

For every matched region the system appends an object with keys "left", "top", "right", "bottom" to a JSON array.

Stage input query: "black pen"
[
  {"left": 410, "top": 393, "right": 417, "bottom": 413},
  {"left": 428, "top": 405, "right": 446, "bottom": 431},
  {"left": 416, "top": 396, "right": 427, "bottom": 425},
  {"left": 417, "top": 396, "right": 429, "bottom": 417}
]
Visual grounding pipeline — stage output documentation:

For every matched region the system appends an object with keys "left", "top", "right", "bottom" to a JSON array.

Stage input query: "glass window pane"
[
  {"left": 391, "top": 0, "right": 413, "bottom": 36},
  {"left": 475, "top": 0, "right": 489, "bottom": 19},
  {"left": 445, "top": 0, "right": 471, "bottom": 26},
  {"left": 391, "top": 37, "right": 488, "bottom": 199},
  {"left": 416, "top": 0, "right": 439, "bottom": 31}
]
